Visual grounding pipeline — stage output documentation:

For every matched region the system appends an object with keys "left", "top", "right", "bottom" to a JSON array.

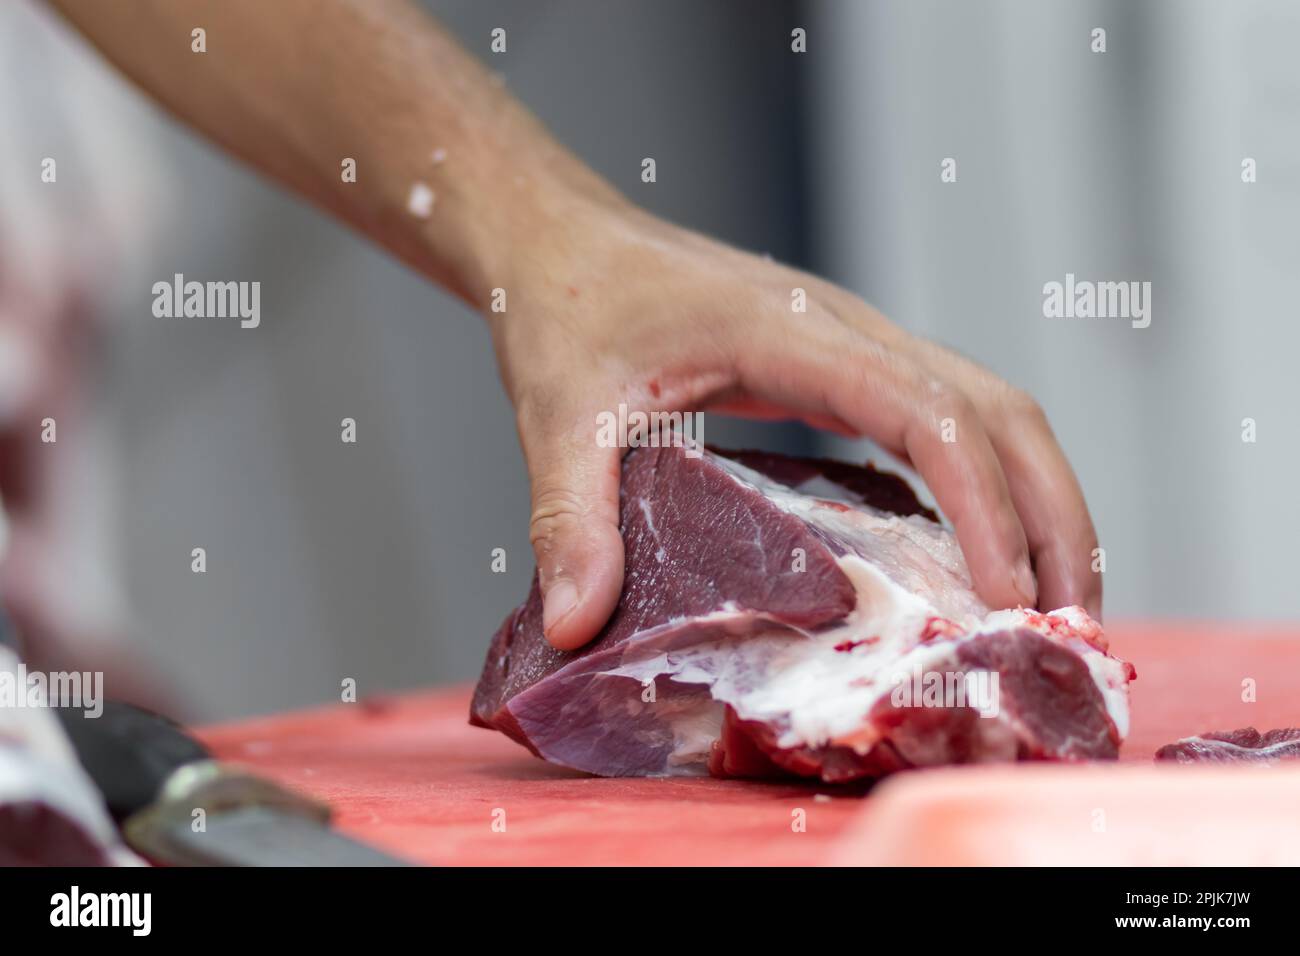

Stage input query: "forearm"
[{"left": 48, "top": 0, "right": 623, "bottom": 308}]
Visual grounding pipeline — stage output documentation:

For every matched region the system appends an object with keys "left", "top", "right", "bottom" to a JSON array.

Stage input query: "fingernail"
[
  {"left": 542, "top": 580, "right": 580, "bottom": 636},
  {"left": 1012, "top": 562, "right": 1038, "bottom": 609}
]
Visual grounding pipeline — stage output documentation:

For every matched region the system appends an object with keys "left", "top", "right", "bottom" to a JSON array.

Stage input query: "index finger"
[{"left": 734, "top": 317, "right": 1036, "bottom": 611}]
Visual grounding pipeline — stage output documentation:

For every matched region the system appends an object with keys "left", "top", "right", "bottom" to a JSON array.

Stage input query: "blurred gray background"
[{"left": 3, "top": 0, "right": 1297, "bottom": 720}]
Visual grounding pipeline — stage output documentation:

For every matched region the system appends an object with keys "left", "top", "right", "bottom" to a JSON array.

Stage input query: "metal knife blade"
[
  {"left": 132, "top": 804, "right": 407, "bottom": 867},
  {"left": 57, "top": 701, "right": 411, "bottom": 867}
]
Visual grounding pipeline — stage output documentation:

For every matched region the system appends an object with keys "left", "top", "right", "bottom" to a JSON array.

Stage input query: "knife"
[{"left": 56, "top": 701, "right": 411, "bottom": 866}]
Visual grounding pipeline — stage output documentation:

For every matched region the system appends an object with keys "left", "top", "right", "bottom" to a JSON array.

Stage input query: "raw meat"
[
  {"left": 0, "top": 645, "right": 140, "bottom": 865},
  {"left": 471, "top": 445, "right": 1134, "bottom": 783},
  {"left": 1156, "top": 728, "right": 1300, "bottom": 763}
]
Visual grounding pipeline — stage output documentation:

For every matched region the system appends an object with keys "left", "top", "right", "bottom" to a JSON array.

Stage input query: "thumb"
[{"left": 519, "top": 404, "right": 625, "bottom": 651}]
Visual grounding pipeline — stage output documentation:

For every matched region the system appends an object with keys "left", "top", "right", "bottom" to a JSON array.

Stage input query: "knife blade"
[{"left": 56, "top": 701, "right": 410, "bottom": 866}]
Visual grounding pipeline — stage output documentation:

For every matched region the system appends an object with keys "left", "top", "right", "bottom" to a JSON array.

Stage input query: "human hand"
[{"left": 487, "top": 195, "right": 1101, "bottom": 651}]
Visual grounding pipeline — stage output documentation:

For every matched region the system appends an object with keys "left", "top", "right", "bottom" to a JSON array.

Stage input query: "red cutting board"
[{"left": 198, "top": 622, "right": 1300, "bottom": 866}]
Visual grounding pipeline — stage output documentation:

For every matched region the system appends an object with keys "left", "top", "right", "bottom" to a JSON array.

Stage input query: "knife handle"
[{"left": 56, "top": 701, "right": 211, "bottom": 822}]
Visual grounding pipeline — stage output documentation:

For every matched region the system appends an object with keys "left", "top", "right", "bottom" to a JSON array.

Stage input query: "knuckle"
[
  {"left": 1000, "top": 386, "right": 1048, "bottom": 427},
  {"left": 528, "top": 487, "right": 588, "bottom": 548},
  {"left": 923, "top": 380, "right": 976, "bottom": 423}
]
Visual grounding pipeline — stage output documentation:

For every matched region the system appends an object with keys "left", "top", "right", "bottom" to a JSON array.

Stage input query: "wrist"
[{"left": 473, "top": 173, "right": 634, "bottom": 318}]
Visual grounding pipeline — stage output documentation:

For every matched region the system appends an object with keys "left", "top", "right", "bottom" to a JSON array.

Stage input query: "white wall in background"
[{"left": 808, "top": 0, "right": 1300, "bottom": 621}]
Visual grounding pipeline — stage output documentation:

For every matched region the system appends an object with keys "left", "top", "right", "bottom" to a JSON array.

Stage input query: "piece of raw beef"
[
  {"left": 471, "top": 445, "right": 1134, "bottom": 783},
  {"left": 1156, "top": 728, "right": 1300, "bottom": 763},
  {"left": 0, "top": 645, "right": 141, "bottom": 865}
]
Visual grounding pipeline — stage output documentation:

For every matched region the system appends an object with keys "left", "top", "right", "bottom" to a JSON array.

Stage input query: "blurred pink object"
[
  {"left": 0, "top": 0, "right": 178, "bottom": 713},
  {"left": 830, "top": 763, "right": 1300, "bottom": 866}
]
